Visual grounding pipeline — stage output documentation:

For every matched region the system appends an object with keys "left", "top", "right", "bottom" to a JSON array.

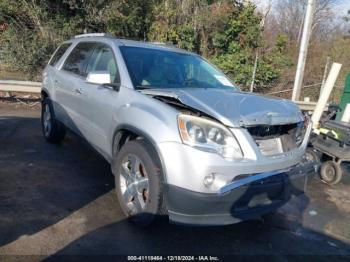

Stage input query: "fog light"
[{"left": 203, "top": 173, "right": 215, "bottom": 187}]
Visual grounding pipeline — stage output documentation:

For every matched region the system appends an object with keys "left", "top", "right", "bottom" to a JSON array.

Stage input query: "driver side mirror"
[{"left": 86, "top": 71, "right": 111, "bottom": 85}]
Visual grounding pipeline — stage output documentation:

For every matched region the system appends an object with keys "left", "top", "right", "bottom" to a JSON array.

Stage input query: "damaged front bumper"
[{"left": 165, "top": 161, "right": 318, "bottom": 226}]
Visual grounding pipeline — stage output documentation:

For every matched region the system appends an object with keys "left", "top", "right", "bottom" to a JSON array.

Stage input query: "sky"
[
  {"left": 252, "top": 0, "right": 350, "bottom": 17},
  {"left": 333, "top": 0, "right": 350, "bottom": 16}
]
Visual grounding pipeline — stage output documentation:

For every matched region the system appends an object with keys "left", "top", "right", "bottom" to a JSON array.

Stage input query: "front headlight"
[{"left": 178, "top": 114, "right": 243, "bottom": 160}]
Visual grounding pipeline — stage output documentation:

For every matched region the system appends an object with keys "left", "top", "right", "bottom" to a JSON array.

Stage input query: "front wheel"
[{"left": 112, "top": 140, "right": 164, "bottom": 226}]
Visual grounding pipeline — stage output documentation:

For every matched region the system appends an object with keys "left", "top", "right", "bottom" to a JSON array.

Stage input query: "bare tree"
[{"left": 273, "top": 0, "right": 335, "bottom": 42}]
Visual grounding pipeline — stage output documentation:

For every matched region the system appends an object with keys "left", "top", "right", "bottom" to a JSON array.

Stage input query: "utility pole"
[
  {"left": 291, "top": 0, "right": 315, "bottom": 101},
  {"left": 250, "top": 2, "right": 271, "bottom": 93},
  {"left": 250, "top": 52, "right": 258, "bottom": 92}
]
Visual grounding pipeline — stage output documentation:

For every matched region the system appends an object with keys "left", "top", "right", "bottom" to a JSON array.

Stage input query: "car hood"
[{"left": 141, "top": 88, "right": 303, "bottom": 127}]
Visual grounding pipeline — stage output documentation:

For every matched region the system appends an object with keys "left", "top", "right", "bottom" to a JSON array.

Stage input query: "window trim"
[{"left": 48, "top": 43, "right": 72, "bottom": 67}]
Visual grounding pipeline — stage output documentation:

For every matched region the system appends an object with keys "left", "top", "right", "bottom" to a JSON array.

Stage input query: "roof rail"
[
  {"left": 150, "top": 41, "right": 166, "bottom": 45},
  {"left": 150, "top": 41, "right": 177, "bottom": 47},
  {"left": 73, "top": 33, "right": 114, "bottom": 39}
]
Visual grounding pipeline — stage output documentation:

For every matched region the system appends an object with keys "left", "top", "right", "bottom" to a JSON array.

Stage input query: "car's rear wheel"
[
  {"left": 41, "top": 98, "right": 66, "bottom": 143},
  {"left": 113, "top": 140, "right": 164, "bottom": 226}
]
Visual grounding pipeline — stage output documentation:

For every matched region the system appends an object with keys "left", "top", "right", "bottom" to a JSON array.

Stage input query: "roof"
[{"left": 68, "top": 33, "right": 194, "bottom": 55}]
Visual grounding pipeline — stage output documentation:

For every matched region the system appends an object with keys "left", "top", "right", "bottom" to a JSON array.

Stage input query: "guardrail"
[
  {"left": 0, "top": 80, "right": 41, "bottom": 93},
  {"left": 295, "top": 101, "right": 328, "bottom": 112},
  {"left": 0, "top": 80, "right": 326, "bottom": 112}
]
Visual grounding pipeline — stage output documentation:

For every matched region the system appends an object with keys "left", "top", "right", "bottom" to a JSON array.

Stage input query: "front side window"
[
  {"left": 49, "top": 43, "right": 71, "bottom": 67},
  {"left": 86, "top": 44, "right": 120, "bottom": 83},
  {"left": 62, "top": 42, "right": 95, "bottom": 77},
  {"left": 120, "top": 46, "right": 237, "bottom": 90}
]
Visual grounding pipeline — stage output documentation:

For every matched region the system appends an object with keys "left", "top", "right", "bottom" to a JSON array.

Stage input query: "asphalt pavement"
[{"left": 0, "top": 102, "right": 350, "bottom": 261}]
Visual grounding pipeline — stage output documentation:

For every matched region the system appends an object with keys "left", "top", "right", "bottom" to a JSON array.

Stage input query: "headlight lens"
[{"left": 178, "top": 114, "right": 243, "bottom": 160}]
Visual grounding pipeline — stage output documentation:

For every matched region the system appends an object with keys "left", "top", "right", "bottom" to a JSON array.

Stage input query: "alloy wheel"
[{"left": 119, "top": 154, "right": 149, "bottom": 215}]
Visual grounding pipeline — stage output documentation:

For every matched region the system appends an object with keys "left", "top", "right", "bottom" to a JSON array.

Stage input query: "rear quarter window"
[{"left": 49, "top": 43, "right": 72, "bottom": 67}]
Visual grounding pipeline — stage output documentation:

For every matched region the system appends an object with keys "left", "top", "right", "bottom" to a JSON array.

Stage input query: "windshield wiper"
[{"left": 135, "top": 85, "right": 161, "bottom": 90}]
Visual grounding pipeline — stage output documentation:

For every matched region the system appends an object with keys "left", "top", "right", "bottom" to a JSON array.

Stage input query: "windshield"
[{"left": 120, "top": 46, "right": 238, "bottom": 90}]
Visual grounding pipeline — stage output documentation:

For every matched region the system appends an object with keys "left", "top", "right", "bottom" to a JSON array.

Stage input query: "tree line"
[{"left": 0, "top": 0, "right": 349, "bottom": 99}]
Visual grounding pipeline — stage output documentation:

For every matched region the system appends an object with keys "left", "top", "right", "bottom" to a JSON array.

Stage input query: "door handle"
[{"left": 75, "top": 88, "right": 83, "bottom": 94}]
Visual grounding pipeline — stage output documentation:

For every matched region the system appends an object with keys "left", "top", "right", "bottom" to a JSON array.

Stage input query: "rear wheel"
[
  {"left": 320, "top": 160, "right": 342, "bottom": 185},
  {"left": 41, "top": 98, "right": 66, "bottom": 143},
  {"left": 112, "top": 140, "right": 164, "bottom": 226}
]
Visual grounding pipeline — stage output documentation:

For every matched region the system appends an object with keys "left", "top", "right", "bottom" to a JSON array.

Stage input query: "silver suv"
[{"left": 41, "top": 33, "right": 315, "bottom": 226}]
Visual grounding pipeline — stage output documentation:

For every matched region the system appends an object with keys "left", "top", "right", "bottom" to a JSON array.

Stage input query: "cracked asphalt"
[{"left": 0, "top": 102, "right": 350, "bottom": 261}]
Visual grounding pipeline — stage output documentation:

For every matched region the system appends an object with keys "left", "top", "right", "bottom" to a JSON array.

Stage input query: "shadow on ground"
[
  {"left": 0, "top": 115, "right": 114, "bottom": 246},
  {"left": 49, "top": 213, "right": 350, "bottom": 256},
  {"left": 0, "top": 107, "right": 350, "bottom": 260}
]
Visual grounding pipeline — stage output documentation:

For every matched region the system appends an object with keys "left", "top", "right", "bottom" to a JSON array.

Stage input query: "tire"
[
  {"left": 41, "top": 98, "right": 66, "bottom": 143},
  {"left": 304, "top": 148, "right": 321, "bottom": 163},
  {"left": 112, "top": 139, "right": 164, "bottom": 226},
  {"left": 320, "top": 160, "right": 343, "bottom": 185}
]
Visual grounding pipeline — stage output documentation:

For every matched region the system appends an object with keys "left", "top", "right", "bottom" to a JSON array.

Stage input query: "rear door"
[
  {"left": 44, "top": 42, "right": 72, "bottom": 120},
  {"left": 55, "top": 42, "right": 96, "bottom": 135}
]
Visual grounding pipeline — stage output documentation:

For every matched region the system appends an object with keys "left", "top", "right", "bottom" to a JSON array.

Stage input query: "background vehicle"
[
  {"left": 305, "top": 74, "right": 350, "bottom": 185},
  {"left": 41, "top": 33, "right": 315, "bottom": 226}
]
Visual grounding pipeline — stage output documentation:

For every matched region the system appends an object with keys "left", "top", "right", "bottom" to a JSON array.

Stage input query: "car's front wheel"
[
  {"left": 41, "top": 98, "right": 66, "bottom": 143},
  {"left": 112, "top": 140, "right": 164, "bottom": 226}
]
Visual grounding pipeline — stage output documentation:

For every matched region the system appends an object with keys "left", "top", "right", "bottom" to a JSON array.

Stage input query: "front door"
[{"left": 79, "top": 43, "right": 121, "bottom": 155}]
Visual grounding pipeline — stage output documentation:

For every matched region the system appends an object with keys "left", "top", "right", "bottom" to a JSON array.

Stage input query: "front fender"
[
  {"left": 110, "top": 87, "right": 181, "bottom": 144},
  {"left": 113, "top": 102, "right": 180, "bottom": 143},
  {"left": 108, "top": 88, "right": 183, "bottom": 184}
]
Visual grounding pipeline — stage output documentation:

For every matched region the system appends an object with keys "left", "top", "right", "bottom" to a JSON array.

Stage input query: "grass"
[{"left": 0, "top": 67, "right": 29, "bottom": 81}]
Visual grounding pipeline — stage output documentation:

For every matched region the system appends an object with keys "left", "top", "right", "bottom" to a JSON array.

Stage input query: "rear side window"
[
  {"left": 62, "top": 42, "right": 95, "bottom": 77},
  {"left": 49, "top": 43, "right": 71, "bottom": 67}
]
